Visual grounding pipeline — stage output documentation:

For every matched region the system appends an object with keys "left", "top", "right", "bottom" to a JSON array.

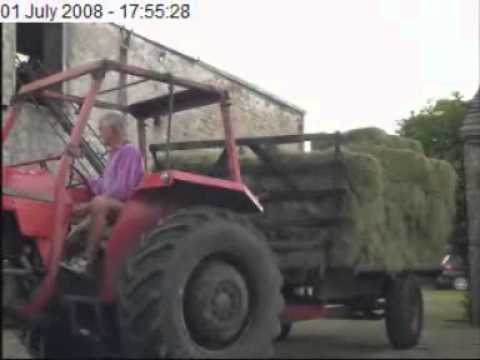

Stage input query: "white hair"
[{"left": 99, "top": 112, "right": 127, "bottom": 136}]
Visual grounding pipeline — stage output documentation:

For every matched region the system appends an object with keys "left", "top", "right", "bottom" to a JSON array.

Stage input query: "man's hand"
[{"left": 71, "top": 202, "right": 91, "bottom": 224}]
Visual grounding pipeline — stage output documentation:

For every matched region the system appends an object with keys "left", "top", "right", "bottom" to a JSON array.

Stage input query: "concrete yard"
[
  {"left": 276, "top": 289, "right": 479, "bottom": 359},
  {"left": 2, "top": 289, "right": 479, "bottom": 359}
]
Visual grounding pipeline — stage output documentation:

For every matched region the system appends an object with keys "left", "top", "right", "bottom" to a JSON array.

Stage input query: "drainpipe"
[
  {"left": 62, "top": 24, "right": 69, "bottom": 94},
  {"left": 118, "top": 27, "right": 131, "bottom": 107},
  {"left": 460, "top": 89, "right": 480, "bottom": 327}
]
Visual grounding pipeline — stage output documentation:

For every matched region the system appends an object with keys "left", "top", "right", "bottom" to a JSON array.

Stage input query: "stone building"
[{"left": 2, "top": 23, "right": 305, "bottom": 171}]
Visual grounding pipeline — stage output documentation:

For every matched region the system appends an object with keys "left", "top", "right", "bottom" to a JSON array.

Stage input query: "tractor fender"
[
  {"left": 99, "top": 170, "right": 263, "bottom": 302},
  {"left": 136, "top": 169, "right": 263, "bottom": 213}
]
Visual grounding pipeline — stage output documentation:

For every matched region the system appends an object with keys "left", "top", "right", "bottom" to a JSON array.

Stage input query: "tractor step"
[
  {"left": 63, "top": 295, "right": 110, "bottom": 339},
  {"left": 61, "top": 295, "right": 120, "bottom": 356}
]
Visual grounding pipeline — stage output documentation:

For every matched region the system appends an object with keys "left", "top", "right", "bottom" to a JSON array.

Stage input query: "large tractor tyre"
[
  {"left": 275, "top": 322, "right": 292, "bottom": 342},
  {"left": 385, "top": 274, "right": 423, "bottom": 349},
  {"left": 117, "top": 207, "right": 284, "bottom": 358}
]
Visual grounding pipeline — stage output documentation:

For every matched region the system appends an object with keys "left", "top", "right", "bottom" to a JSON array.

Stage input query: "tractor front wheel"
[{"left": 117, "top": 207, "right": 284, "bottom": 358}]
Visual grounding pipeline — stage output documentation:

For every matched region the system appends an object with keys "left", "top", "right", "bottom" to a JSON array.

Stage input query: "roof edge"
[{"left": 110, "top": 23, "right": 306, "bottom": 116}]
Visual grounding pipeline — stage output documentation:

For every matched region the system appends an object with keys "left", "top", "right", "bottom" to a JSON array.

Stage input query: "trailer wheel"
[
  {"left": 275, "top": 322, "right": 292, "bottom": 342},
  {"left": 118, "top": 207, "right": 284, "bottom": 358},
  {"left": 385, "top": 274, "right": 423, "bottom": 349}
]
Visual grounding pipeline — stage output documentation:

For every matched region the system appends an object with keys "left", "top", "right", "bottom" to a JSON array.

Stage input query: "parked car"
[{"left": 435, "top": 254, "right": 469, "bottom": 290}]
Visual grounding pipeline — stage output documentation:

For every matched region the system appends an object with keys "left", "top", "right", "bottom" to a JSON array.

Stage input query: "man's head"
[{"left": 98, "top": 112, "right": 127, "bottom": 147}]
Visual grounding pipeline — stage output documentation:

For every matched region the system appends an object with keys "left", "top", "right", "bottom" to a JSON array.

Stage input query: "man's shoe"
[{"left": 61, "top": 257, "right": 88, "bottom": 275}]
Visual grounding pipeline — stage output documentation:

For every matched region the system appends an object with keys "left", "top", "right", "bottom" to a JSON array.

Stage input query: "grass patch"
[{"left": 423, "top": 289, "right": 468, "bottom": 322}]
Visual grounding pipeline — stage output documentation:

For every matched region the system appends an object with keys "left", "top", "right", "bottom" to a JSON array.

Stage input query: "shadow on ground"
[{"left": 2, "top": 290, "right": 479, "bottom": 359}]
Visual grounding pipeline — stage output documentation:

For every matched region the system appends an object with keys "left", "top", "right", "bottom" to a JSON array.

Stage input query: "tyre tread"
[{"left": 118, "top": 206, "right": 283, "bottom": 358}]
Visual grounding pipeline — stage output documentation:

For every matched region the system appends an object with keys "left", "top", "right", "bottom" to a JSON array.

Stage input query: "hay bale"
[
  {"left": 162, "top": 149, "right": 223, "bottom": 173},
  {"left": 159, "top": 127, "right": 456, "bottom": 272},
  {"left": 313, "top": 128, "right": 456, "bottom": 271},
  {"left": 341, "top": 149, "right": 384, "bottom": 201},
  {"left": 342, "top": 127, "right": 424, "bottom": 153}
]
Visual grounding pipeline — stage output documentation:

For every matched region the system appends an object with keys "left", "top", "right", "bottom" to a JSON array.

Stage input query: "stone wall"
[
  {"left": 2, "top": 24, "right": 67, "bottom": 167},
  {"left": 3, "top": 103, "right": 66, "bottom": 165},
  {"left": 2, "top": 24, "right": 15, "bottom": 107}
]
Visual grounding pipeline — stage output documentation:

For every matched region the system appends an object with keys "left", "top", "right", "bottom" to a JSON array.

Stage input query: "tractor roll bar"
[
  {"left": 41, "top": 90, "right": 126, "bottom": 112},
  {"left": 14, "top": 59, "right": 225, "bottom": 119},
  {"left": 128, "top": 88, "right": 222, "bottom": 119}
]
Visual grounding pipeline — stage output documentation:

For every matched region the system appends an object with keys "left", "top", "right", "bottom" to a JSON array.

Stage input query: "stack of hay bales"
[
  {"left": 331, "top": 128, "right": 457, "bottom": 271},
  {"left": 164, "top": 127, "right": 457, "bottom": 272}
]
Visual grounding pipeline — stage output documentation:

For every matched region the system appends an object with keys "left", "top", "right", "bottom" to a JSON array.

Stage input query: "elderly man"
[{"left": 62, "top": 112, "right": 144, "bottom": 275}]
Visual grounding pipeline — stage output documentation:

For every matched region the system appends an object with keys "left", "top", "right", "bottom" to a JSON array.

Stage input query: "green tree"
[{"left": 396, "top": 92, "right": 469, "bottom": 257}]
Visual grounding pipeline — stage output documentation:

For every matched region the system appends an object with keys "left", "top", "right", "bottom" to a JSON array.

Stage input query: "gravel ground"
[
  {"left": 2, "top": 330, "right": 30, "bottom": 359},
  {"left": 2, "top": 290, "right": 479, "bottom": 359},
  {"left": 276, "top": 289, "right": 479, "bottom": 359},
  {"left": 275, "top": 312, "right": 479, "bottom": 358}
]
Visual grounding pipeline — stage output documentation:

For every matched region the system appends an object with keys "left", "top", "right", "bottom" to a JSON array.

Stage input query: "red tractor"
[{"left": 3, "top": 60, "right": 429, "bottom": 358}]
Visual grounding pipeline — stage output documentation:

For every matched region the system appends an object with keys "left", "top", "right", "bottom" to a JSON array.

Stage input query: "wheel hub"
[
  {"left": 212, "top": 280, "right": 244, "bottom": 321},
  {"left": 184, "top": 260, "right": 250, "bottom": 349}
]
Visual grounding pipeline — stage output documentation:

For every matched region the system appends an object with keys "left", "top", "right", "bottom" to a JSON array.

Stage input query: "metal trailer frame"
[{"left": 148, "top": 133, "right": 443, "bottom": 326}]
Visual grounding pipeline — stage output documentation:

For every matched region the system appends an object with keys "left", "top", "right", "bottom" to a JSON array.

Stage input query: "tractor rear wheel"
[{"left": 117, "top": 207, "right": 284, "bottom": 358}]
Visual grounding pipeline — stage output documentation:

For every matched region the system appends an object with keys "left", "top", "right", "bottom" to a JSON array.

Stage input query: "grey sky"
[{"left": 127, "top": 0, "right": 479, "bottom": 134}]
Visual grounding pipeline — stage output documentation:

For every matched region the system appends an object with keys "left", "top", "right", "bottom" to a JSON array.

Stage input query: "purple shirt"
[{"left": 88, "top": 143, "right": 144, "bottom": 202}]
